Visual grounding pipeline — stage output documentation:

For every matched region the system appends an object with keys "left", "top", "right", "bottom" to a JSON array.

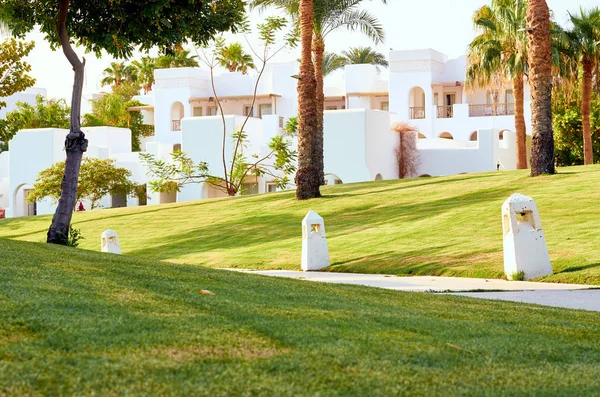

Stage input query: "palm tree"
[
  {"left": 467, "top": 0, "right": 528, "bottom": 169},
  {"left": 252, "top": 0, "right": 387, "bottom": 185},
  {"left": 131, "top": 57, "right": 156, "bottom": 94},
  {"left": 526, "top": 0, "right": 555, "bottom": 176},
  {"left": 562, "top": 7, "right": 600, "bottom": 165},
  {"left": 321, "top": 52, "right": 347, "bottom": 77},
  {"left": 295, "top": 0, "right": 320, "bottom": 199},
  {"left": 155, "top": 49, "right": 199, "bottom": 68},
  {"left": 340, "top": 46, "right": 388, "bottom": 71},
  {"left": 101, "top": 62, "right": 135, "bottom": 88},
  {"left": 216, "top": 42, "right": 255, "bottom": 74}
]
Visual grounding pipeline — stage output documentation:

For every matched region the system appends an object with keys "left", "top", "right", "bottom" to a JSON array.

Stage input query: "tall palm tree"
[
  {"left": 526, "top": 0, "right": 555, "bottom": 176},
  {"left": 252, "top": 0, "right": 387, "bottom": 185},
  {"left": 101, "top": 62, "right": 135, "bottom": 88},
  {"left": 340, "top": 46, "right": 388, "bottom": 70},
  {"left": 562, "top": 7, "right": 600, "bottom": 165},
  {"left": 295, "top": 0, "right": 320, "bottom": 199},
  {"left": 216, "top": 42, "right": 255, "bottom": 74},
  {"left": 321, "top": 52, "right": 347, "bottom": 77},
  {"left": 131, "top": 57, "right": 156, "bottom": 94},
  {"left": 467, "top": 0, "right": 528, "bottom": 169}
]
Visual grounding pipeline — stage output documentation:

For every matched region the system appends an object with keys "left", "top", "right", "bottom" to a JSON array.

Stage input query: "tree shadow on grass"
[{"left": 557, "top": 263, "right": 600, "bottom": 274}]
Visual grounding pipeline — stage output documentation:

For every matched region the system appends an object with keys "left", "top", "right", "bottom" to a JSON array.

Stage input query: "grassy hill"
[
  {"left": 2, "top": 166, "right": 600, "bottom": 284},
  {"left": 2, "top": 238, "right": 600, "bottom": 395}
]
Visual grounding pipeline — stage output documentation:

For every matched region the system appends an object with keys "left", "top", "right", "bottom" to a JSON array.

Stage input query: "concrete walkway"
[{"left": 232, "top": 270, "right": 600, "bottom": 312}]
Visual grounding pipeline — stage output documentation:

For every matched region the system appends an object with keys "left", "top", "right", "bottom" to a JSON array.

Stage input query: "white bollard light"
[
  {"left": 101, "top": 229, "right": 122, "bottom": 255},
  {"left": 502, "top": 193, "right": 552, "bottom": 280},
  {"left": 301, "top": 210, "right": 330, "bottom": 271}
]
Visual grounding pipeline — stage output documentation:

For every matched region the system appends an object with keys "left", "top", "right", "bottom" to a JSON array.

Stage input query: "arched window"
[
  {"left": 439, "top": 132, "right": 454, "bottom": 140},
  {"left": 470, "top": 131, "right": 478, "bottom": 141}
]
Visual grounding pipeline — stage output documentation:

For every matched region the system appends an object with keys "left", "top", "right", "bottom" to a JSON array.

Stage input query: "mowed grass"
[
  {"left": 2, "top": 166, "right": 600, "bottom": 284},
  {"left": 2, "top": 238, "right": 600, "bottom": 396}
]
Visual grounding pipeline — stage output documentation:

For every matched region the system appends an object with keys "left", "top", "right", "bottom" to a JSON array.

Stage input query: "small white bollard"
[
  {"left": 502, "top": 193, "right": 552, "bottom": 280},
  {"left": 301, "top": 210, "right": 330, "bottom": 271},
  {"left": 101, "top": 229, "right": 121, "bottom": 254}
]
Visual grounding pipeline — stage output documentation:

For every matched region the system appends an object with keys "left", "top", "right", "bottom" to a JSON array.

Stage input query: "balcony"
[
  {"left": 437, "top": 105, "right": 454, "bottom": 119},
  {"left": 469, "top": 103, "right": 515, "bottom": 117},
  {"left": 172, "top": 119, "right": 182, "bottom": 131},
  {"left": 409, "top": 107, "right": 426, "bottom": 120}
]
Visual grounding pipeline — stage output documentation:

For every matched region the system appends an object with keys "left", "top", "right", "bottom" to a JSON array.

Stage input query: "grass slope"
[
  {"left": 1, "top": 238, "right": 600, "bottom": 395},
  {"left": 2, "top": 166, "right": 600, "bottom": 284}
]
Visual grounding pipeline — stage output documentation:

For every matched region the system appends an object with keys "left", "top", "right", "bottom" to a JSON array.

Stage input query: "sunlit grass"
[{"left": 2, "top": 165, "right": 600, "bottom": 284}]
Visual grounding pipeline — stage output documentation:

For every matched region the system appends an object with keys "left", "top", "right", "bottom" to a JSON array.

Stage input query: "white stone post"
[
  {"left": 101, "top": 229, "right": 122, "bottom": 254},
  {"left": 502, "top": 194, "right": 552, "bottom": 280},
  {"left": 301, "top": 210, "right": 330, "bottom": 271}
]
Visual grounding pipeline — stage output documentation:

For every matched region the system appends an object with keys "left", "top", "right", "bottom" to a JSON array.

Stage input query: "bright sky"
[{"left": 13, "top": 0, "right": 599, "bottom": 112}]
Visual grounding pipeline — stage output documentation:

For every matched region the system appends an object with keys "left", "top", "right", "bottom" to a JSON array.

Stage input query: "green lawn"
[
  {"left": 2, "top": 166, "right": 600, "bottom": 284},
  {"left": 1, "top": 238, "right": 600, "bottom": 395}
]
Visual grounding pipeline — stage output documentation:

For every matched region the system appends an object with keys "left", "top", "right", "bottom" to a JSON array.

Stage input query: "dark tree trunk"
[
  {"left": 313, "top": 34, "right": 325, "bottom": 186},
  {"left": 526, "top": 0, "right": 555, "bottom": 176},
  {"left": 295, "top": 0, "right": 321, "bottom": 200},
  {"left": 582, "top": 57, "right": 594, "bottom": 165},
  {"left": 513, "top": 74, "right": 528, "bottom": 169},
  {"left": 47, "top": 0, "right": 88, "bottom": 244}
]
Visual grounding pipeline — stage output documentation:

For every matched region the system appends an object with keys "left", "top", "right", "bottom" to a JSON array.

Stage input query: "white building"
[{"left": 1, "top": 48, "right": 529, "bottom": 218}]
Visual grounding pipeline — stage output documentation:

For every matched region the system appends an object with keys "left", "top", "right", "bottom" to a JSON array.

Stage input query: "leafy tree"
[
  {"left": 526, "top": 0, "right": 555, "bottom": 176},
  {"left": 252, "top": 0, "right": 388, "bottom": 187},
  {"left": 561, "top": 7, "right": 600, "bottom": 165},
  {"left": 101, "top": 61, "right": 136, "bottom": 88},
  {"left": 340, "top": 46, "right": 388, "bottom": 70},
  {"left": 28, "top": 158, "right": 135, "bottom": 210},
  {"left": 0, "top": 38, "right": 36, "bottom": 110},
  {"left": 216, "top": 42, "right": 255, "bottom": 74},
  {"left": 155, "top": 49, "right": 200, "bottom": 68},
  {"left": 0, "top": 0, "right": 245, "bottom": 244},
  {"left": 467, "top": 0, "right": 529, "bottom": 169},
  {"left": 131, "top": 57, "right": 156, "bottom": 94},
  {"left": 0, "top": 95, "right": 70, "bottom": 151},
  {"left": 83, "top": 91, "right": 154, "bottom": 152}
]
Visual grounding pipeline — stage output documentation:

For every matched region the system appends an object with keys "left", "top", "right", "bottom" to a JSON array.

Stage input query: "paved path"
[{"left": 232, "top": 270, "right": 600, "bottom": 312}]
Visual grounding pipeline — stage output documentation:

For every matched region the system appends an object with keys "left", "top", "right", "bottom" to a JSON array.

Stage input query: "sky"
[{"left": 10, "top": 0, "right": 599, "bottom": 113}]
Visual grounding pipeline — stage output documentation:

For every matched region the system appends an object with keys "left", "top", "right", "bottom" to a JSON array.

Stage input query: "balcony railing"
[
  {"left": 409, "top": 107, "right": 425, "bottom": 119},
  {"left": 172, "top": 119, "right": 182, "bottom": 131},
  {"left": 437, "top": 105, "right": 454, "bottom": 119},
  {"left": 469, "top": 103, "right": 515, "bottom": 117}
]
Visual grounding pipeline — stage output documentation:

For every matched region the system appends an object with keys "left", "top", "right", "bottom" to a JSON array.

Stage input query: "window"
[
  {"left": 244, "top": 105, "right": 254, "bottom": 117},
  {"left": 381, "top": 102, "right": 389, "bottom": 111},
  {"left": 433, "top": 93, "right": 439, "bottom": 106},
  {"left": 208, "top": 106, "right": 218, "bottom": 116},
  {"left": 486, "top": 91, "right": 499, "bottom": 105},
  {"left": 266, "top": 183, "right": 277, "bottom": 193},
  {"left": 241, "top": 183, "right": 259, "bottom": 195},
  {"left": 193, "top": 107, "right": 203, "bottom": 117},
  {"left": 259, "top": 104, "right": 272, "bottom": 118},
  {"left": 326, "top": 106, "right": 338, "bottom": 110}
]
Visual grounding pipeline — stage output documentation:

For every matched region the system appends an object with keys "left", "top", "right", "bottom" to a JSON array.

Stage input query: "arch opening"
[
  {"left": 324, "top": 173, "right": 343, "bottom": 185},
  {"left": 408, "top": 87, "right": 426, "bottom": 119},
  {"left": 171, "top": 102, "right": 185, "bottom": 131},
  {"left": 439, "top": 132, "right": 454, "bottom": 140}
]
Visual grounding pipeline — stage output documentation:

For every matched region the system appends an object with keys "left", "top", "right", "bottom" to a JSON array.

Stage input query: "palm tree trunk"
[
  {"left": 295, "top": 0, "right": 320, "bottom": 200},
  {"left": 47, "top": 0, "right": 88, "bottom": 244},
  {"left": 582, "top": 57, "right": 594, "bottom": 165},
  {"left": 526, "top": 0, "right": 555, "bottom": 176},
  {"left": 513, "top": 74, "right": 527, "bottom": 169},
  {"left": 313, "top": 33, "right": 325, "bottom": 185}
]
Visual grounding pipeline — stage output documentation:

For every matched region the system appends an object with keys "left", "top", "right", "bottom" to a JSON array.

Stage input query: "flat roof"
[{"left": 189, "top": 93, "right": 281, "bottom": 103}]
